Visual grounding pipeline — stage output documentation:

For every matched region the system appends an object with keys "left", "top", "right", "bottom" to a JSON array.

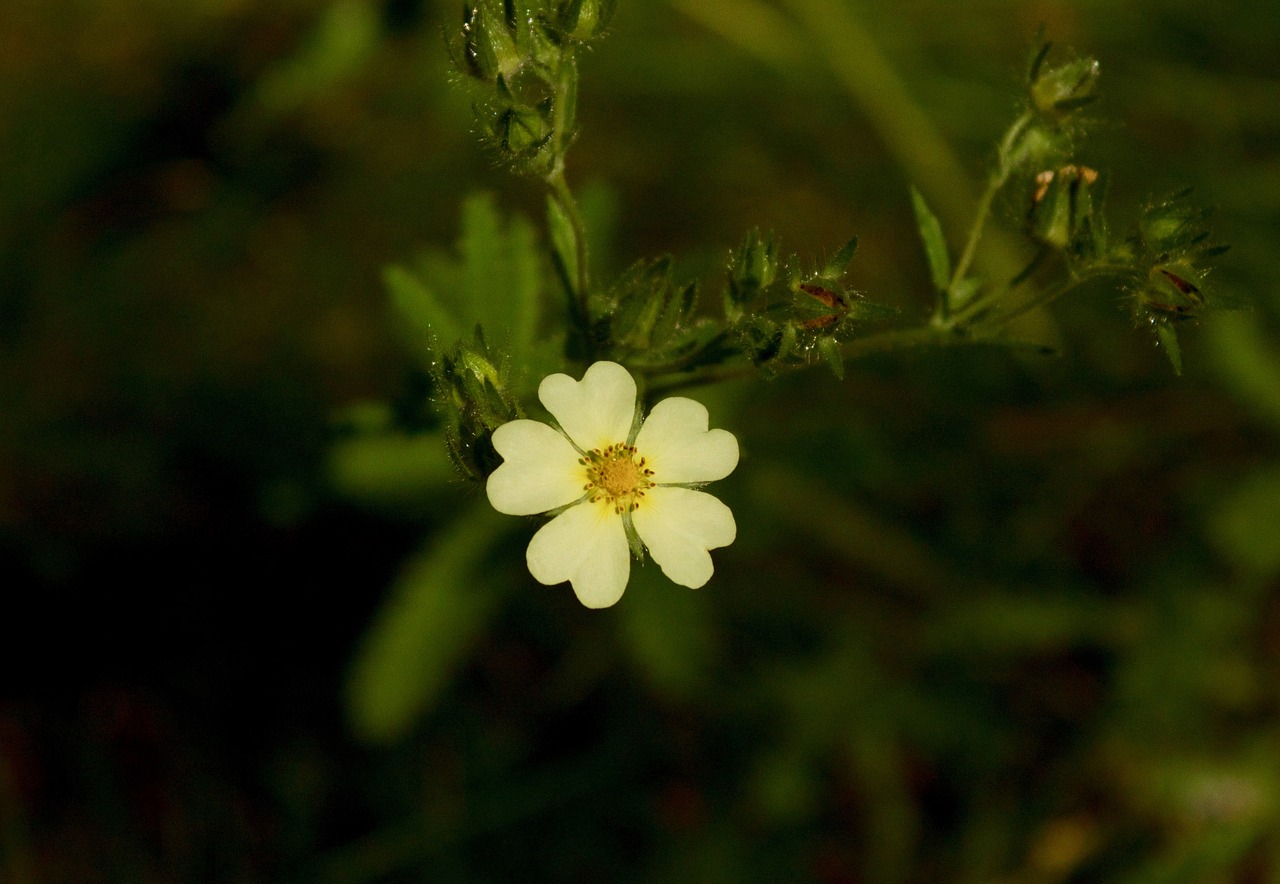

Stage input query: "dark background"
[{"left": 2, "top": 0, "right": 1279, "bottom": 881}]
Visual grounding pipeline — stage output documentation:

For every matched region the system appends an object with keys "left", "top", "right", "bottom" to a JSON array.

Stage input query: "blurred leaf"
[
  {"left": 328, "top": 430, "right": 457, "bottom": 503},
  {"left": 391, "top": 193, "right": 543, "bottom": 367},
  {"left": 384, "top": 266, "right": 462, "bottom": 359},
  {"left": 619, "top": 565, "right": 716, "bottom": 698},
  {"left": 910, "top": 185, "right": 951, "bottom": 293},
  {"left": 345, "top": 503, "right": 508, "bottom": 743},
  {"left": 1207, "top": 312, "right": 1280, "bottom": 432},
  {"left": 459, "top": 193, "right": 542, "bottom": 363},
  {"left": 253, "top": 1, "right": 380, "bottom": 114},
  {"left": 1208, "top": 464, "right": 1280, "bottom": 576}
]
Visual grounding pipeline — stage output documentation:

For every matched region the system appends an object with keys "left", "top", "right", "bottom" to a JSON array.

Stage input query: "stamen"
[{"left": 581, "top": 440, "right": 655, "bottom": 513}]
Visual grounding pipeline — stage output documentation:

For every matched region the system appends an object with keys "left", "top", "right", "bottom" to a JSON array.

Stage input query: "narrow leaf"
[
  {"left": 328, "top": 430, "right": 456, "bottom": 502},
  {"left": 345, "top": 503, "right": 508, "bottom": 743},
  {"left": 909, "top": 186, "right": 951, "bottom": 293}
]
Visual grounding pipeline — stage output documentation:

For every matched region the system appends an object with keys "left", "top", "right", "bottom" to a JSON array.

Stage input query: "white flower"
[{"left": 486, "top": 361, "right": 739, "bottom": 608}]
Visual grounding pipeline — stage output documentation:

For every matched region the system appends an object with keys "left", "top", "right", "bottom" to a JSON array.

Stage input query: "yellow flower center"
[{"left": 581, "top": 443, "right": 655, "bottom": 514}]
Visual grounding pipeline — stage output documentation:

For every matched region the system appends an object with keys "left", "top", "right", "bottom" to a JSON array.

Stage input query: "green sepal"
[
  {"left": 818, "top": 336, "right": 844, "bottom": 380},
  {"left": 546, "top": 0, "right": 618, "bottom": 43},
  {"left": 819, "top": 236, "right": 859, "bottom": 282},
  {"left": 1027, "top": 33, "right": 1052, "bottom": 86},
  {"left": 452, "top": 1, "right": 523, "bottom": 82},
  {"left": 1154, "top": 320, "right": 1183, "bottom": 375},
  {"left": 425, "top": 325, "right": 524, "bottom": 482},
  {"left": 620, "top": 509, "right": 647, "bottom": 560},
  {"left": 726, "top": 227, "right": 778, "bottom": 314},
  {"left": 1030, "top": 54, "right": 1100, "bottom": 122},
  {"left": 601, "top": 256, "right": 674, "bottom": 351}
]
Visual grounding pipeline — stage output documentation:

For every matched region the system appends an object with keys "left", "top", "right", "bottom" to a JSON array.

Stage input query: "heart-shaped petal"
[
  {"left": 631, "top": 487, "right": 735, "bottom": 588},
  {"left": 634, "top": 397, "right": 738, "bottom": 484}
]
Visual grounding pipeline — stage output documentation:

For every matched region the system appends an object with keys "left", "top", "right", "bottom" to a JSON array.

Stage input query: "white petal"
[
  {"left": 634, "top": 397, "right": 739, "bottom": 484},
  {"left": 486, "top": 420, "right": 585, "bottom": 515},
  {"left": 526, "top": 500, "right": 631, "bottom": 608},
  {"left": 632, "top": 487, "right": 735, "bottom": 589},
  {"left": 538, "top": 361, "right": 637, "bottom": 452}
]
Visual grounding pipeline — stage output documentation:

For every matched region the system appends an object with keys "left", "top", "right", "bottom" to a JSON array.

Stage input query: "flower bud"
[
  {"left": 492, "top": 103, "right": 552, "bottom": 158},
  {"left": 550, "top": 0, "right": 617, "bottom": 42},
  {"left": 456, "top": 2, "right": 523, "bottom": 82},
  {"left": 1028, "top": 164, "right": 1099, "bottom": 253},
  {"left": 1030, "top": 56, "right": 1100, "bottom": 122},
  {"left": 728, "top": 228, "right": 778, "bottom": 308},
  {"left": 1139, "top": 260, "right": 1205, "bottom": 320}
]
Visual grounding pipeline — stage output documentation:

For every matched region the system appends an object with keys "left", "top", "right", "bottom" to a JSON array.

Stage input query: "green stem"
[
  {"left": 977, "top": 263, "right": 1142, "bottom": 328},
  {"left": 547, "top": 169, "right": 589, "bottom": 319},
  {"left": 645, "top": 325, "right": 953, "bottom": 397},
  {"left": 947, "top": 111, "right": 1034, "bottom": 297},
  {"left": 544, "top": 49, "right": 590, "bottom": 331}
]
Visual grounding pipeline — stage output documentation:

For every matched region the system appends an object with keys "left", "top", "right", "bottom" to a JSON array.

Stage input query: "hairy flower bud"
[
  {"left": 1030, "top": 56, "right": 1100, "bottom": 122},
  {"left": 549, "top": 0, "right": 617, "bottom": 42}
]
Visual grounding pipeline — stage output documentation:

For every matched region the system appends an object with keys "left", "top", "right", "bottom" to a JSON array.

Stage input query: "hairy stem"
[
  {"left": 976, "top": 263, "right": 1143, "bottom": 328},
  {"left": 547, "top": 169, "right": 589, "bottom": 320},
  {"left": 645, "top": 325, "right": 958, "bottom": 398},
  {"left": 947, "top": 111, "right": 1034, "bottom": 299}
]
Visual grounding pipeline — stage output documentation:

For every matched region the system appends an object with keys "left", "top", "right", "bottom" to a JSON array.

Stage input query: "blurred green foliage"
[{"left": 2, "top": 0, "right": 1280, "bottom": 882}]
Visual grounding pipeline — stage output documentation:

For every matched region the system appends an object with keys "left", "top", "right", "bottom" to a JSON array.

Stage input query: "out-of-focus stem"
[
  {"left": 943, "top": 112, "right": 1034, "bottom": 322},
  {"left": 645, "top": 325, "right": 959, "bottom": 397}
]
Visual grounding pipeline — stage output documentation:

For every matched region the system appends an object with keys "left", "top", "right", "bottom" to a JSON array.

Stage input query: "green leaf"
[
  {"left": 1154, "top": 321, "right": 1183, "bottom": 375},
  {"left": 1206, "top": 312, "right": 1280, "bottom": 432},
  {"left": 391, "top": 193, "right": 542, "bottom": 367},
  {"left": 345, "top": 503, "right": 508, "bottom": 743},
  {"left": 1209, "top": 464, "right": 1280, "bottom": 576},
  {"left": 909, "top": 186, "right": 951, "bottom": 293},
  {"left": 253, "top": 1, "right": 379, "bottom": 114},
  {"left": 619, "top": 566, "right": 716, "bottom": 698},
  {"left": 384, "top": 265, "right": 462, "bottom": 356},
  {"left": 328, "top": 430, "right": 456, "bottom": 503}
]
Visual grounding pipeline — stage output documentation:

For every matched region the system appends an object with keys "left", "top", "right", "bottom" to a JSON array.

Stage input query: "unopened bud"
[
  {"left": 1028, "top": 165, "right": 1099, "bottom": 252},
  {"left": 1030, "top": 57, "right": 1100, "bottom": 122},
  {"left": 551, "top": 0, "right": 617, "bottom": 42}
]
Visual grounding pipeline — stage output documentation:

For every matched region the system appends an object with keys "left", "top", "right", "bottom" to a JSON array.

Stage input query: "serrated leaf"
[
  {"left": 909, "top": 186, "right": 951, "bottom": 294},
  {"left": 384, "top": 265, "right": 462, "bottom": 355},
  {"left": 819, "top": 236, "right": 859, "bottom": 281},
  {"left": 345, "top": 503, "right": 508, "bottom": 743},
  {"left": 1155, "top": 321, "right": 1183, "bottom": 375},
  {"left": 461, "top": 193, "right": 540, "bottom": 361},
  {"left": 395, "top": 193, "right": 541, "bottom": 367}
]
